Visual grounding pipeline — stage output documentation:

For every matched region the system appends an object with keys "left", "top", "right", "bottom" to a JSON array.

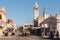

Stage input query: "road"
[
  {"left": 0, "top": 35, "right": 41, "bottom": 40},
  {"left": 0, "top": 35, "right": 60, "bottom": 40}
]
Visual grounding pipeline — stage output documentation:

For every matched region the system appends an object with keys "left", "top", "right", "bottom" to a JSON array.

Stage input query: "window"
[
  {"left": 35, "top": 8, "right": 38, "bottom": 10},
  {"left": 0, "top": 15, "right": 2, "bottom": 19}
]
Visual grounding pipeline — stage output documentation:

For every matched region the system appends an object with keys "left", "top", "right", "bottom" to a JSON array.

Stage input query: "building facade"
[
  {"left": 33, "top": 2, "right": 60, "bottom": 35},
  {"left": 56, "top": 14, "right": 60, "bottom": 35},
  {"left": 0, "top": 8, "right": 7, "bottom": 36}
]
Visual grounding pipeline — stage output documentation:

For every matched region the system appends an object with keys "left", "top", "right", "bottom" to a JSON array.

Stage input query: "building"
[
  {"left": 0, "top": 8, "right": 7, "bottom": 36},
  {"left": 56, "top": 14, "right": 60, "bottom": 35},
  {"left": 33, "top": 2, "right": 39, "bottom": 27},
  {"left": 7, "top": 19, "right": 16, "bottom": 29},
  {"left": 33, "top": 2, "right": 60, "bottom": 35},
  {"left": 0, "top": 8, "right": 16, "bottom": 36},
  {"left": 24, "top": 23, "right": 33, "bottom": 29}
]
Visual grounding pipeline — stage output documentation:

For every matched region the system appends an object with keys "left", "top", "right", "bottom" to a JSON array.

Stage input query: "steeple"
[
  {"left": 34, "top": 2, "right": 39, "bottom": 8},
  {"left": 35, "top": 2, "right": 39, "bottom": 7},
  {"left": 43, "top": 5, "right": 46, "bottom": 17}
]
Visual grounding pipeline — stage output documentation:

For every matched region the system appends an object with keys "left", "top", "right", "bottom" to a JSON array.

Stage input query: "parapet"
[{"left": 0, "top": 8, "right": 6, "bottom": 13}]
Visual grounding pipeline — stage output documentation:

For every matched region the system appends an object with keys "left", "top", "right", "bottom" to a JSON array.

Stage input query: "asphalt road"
[{"left": 0, "top": 35, "right": 60, "bottom": 40}]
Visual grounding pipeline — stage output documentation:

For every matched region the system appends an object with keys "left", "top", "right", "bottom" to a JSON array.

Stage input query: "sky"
[{"left": 0, "top": 0, "right": 60, "bottom": 26}]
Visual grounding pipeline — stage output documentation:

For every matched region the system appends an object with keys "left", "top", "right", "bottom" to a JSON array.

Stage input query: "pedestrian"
[
  {"left": 49, "top": 30, "right": 54, "bottom": 38},
  {"left": 56, "top": 31, "right": 59, "bottom": 38}
]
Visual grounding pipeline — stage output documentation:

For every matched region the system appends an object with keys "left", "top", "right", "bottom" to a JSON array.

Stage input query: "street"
[
  {"left": 0, "top": 35, "right": 41, "bottom": 40},
  {"left": 0, "top": 35, "right": 60, "bottom": 40}
]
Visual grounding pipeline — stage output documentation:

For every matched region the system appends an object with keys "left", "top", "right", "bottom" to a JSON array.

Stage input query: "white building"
[
  {"left": 33, "top": 2, "right": 60, "bottom": 35},
  {"left": 56, "top": 14, "right": 60, "bottom": 35}
]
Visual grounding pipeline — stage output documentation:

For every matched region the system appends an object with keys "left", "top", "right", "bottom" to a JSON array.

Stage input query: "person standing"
[{"left": 56, "top": 31, "right": 59, "bottom": 38}]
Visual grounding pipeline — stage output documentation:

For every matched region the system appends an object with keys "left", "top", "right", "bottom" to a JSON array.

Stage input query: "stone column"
[{"left": 56, "top": 14, "right": 60, "bottom": 35}]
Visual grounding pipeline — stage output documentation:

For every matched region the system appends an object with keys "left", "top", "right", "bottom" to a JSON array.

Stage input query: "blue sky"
[{"left": 0, "top": 0, "right": 60, "bottom": 26}]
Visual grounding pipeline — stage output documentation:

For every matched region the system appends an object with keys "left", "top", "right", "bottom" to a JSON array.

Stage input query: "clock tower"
[{"left": 34, "top": 2, "right": 39, "bottom": 27}]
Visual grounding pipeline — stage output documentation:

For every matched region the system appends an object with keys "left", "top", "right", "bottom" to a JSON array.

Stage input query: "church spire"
[
  {"left": 43, "top": 5, "right": 46, "bottom": 17},
  {"left": 35, "top": 2, "right": 38, "bottom": 6},
  {"left": 34, "top": 1, "right": 39, "bottom": 8}
]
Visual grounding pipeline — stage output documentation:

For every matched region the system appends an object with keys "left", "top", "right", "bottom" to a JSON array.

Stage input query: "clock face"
[{"left": 35, "top": 8, "right": 38, "bottom": 10}]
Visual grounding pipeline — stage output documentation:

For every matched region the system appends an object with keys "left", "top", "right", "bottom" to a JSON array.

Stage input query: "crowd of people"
[{"left": 49, "top": 30, "right": 59, "bottom": 38}]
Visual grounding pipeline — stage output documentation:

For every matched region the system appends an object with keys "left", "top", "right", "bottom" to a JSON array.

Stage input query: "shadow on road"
[
  {"left": 43, "top": 38, "right": 60, "bottom": 40},
  {"left": 50, "top": 38, "right": 60, "bottom": 40}
]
